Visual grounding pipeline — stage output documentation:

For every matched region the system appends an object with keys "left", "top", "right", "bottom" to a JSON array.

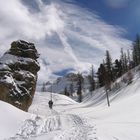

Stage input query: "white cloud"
[
  {"left": 0, "top": 0, "right": 132, "bottom": 82},
  {"left": 106, "top": 0, "right": 130, "bottom": 8}
]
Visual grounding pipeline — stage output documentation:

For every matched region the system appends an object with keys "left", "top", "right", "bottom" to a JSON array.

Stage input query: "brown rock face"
[{"left": 0, "top": 40, "right": 40, "bottom": 111}]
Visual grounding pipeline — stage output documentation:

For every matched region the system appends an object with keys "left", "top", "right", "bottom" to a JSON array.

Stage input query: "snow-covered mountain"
[
  {"left": 1, "top": 67, "right": 140, "bottom": 139},
  {"left": 37, "top": 72, "right": 91, "bottom": 100}
]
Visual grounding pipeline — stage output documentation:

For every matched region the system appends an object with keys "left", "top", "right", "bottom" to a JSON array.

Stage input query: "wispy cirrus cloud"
[
  {"left": 0, "top": 0, "right": 132, "bottom": 82},
  {"left": 105, "top": 0, "right": 130, "bottom": 8}
]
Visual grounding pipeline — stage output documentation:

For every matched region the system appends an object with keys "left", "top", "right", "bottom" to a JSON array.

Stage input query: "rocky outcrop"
[{"left": 0, "top": 40, "right": 40, "bottom": 111}]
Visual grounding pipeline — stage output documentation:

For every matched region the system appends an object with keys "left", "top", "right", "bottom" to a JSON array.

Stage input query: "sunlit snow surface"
[{"left": 0, "top": 70, "right": 140, "bottom": 140}]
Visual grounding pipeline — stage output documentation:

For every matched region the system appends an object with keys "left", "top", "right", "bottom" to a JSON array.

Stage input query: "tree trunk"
[{"left": 105, "top": 89, "right": 110, "bottom": 107}]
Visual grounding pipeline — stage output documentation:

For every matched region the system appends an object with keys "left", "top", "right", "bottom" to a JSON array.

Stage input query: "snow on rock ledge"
[{"left": 0, "top": 40, "right": 40, "bottom": 111}]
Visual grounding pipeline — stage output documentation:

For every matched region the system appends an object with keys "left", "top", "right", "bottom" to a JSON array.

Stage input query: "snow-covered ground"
[
  {"left": 0, "top": 101, "right": 30, "bottom": 139},
  {"left": 1, "top": 72, "right": 140, "bottom": 140}
]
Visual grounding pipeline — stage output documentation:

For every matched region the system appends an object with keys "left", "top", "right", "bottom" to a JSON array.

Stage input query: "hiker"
[{"left": 48, "top": 100, "right": 53, "bottom": 109}]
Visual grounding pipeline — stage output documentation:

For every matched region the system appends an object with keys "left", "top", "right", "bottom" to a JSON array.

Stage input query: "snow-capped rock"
[{"left": 0, "top": 40, "right": 40, "bottom": 111}]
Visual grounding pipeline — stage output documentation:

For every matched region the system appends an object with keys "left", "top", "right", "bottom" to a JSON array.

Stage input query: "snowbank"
[{"left": 0, "top": 101, "right": 30, "bottom": 139}]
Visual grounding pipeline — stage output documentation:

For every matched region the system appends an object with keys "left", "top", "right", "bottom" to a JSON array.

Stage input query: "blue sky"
[{"left": 74, "top": 0, "right": 140, "bottom": 40}]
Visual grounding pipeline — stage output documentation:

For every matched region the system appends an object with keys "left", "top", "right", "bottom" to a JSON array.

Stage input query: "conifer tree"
[
  {"left": 114, "top": 59, "right": 122, "bottom": 79},
  {"left": 77, "top": 73, "right": 83, "bottom": 102},
  {"left": 97, "top": 62, "right": 111, "bottom": 106},
  {"left": 97, "top": 64, "right": 106, "bottom": 87},
  {"left": 41, "top": 82, "right": 47, "bottom": 92},
  {"left": 88, "top": 65, "right": 95, "bottom": 94},
  {"left": 64, "top": 87, "right": 69, "bottom": 96},
  {"left": 124, "top": 52, "right": 128, "bottom": 72},
  {"left": 120, "top": 48, "right": 126, "bottom": 74},
  {"left": 69, "top": 82, "right": 74, "bottom": 96},
  {"left": 132, "top": 44, "right": 138, "bottom": 67},
  {"left": 105, "top": 50, "right": 113, "bottom": 82},
  {"left": 127, "top": 49, "right": 131, "bottom": 69},
  {"left": 136, "top": 34, "right": 140, "bottom": 63},
  {"left": 132, "top": 34, "right": 140, "bottom": 66}
]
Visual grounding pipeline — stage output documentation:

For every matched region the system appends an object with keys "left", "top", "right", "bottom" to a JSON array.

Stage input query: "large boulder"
[{"left": 0, "top": 40, "right": 40, "bottom": 111}]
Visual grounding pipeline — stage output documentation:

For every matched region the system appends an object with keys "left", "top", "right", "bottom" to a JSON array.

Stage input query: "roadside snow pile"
[{"left": 0, "top": 101, "right": 30, "bottom": 140}]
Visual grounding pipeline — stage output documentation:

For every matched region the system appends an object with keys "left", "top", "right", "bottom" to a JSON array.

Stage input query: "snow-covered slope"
[
  {"left": 1, "top": 70, "right": 140, "bottom": 140},
  {"left": 0, "top": 101, "right": 30, "bottom": 139},
  {"left": 29, "top": 92, "right": 77, "bottom": 116},
  {"left": 28, "top": 71, "right": 140, "bottom": 140}
]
